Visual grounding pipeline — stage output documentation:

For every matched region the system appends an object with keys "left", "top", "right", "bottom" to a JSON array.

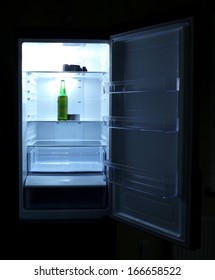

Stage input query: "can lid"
[{"left": 67, "top": 114, "right": 80, "bottom": 120}]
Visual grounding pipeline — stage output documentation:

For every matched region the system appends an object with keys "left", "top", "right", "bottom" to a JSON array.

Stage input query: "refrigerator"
[{"left": 18, "top": 16, "right": 201, "bottom": 249}]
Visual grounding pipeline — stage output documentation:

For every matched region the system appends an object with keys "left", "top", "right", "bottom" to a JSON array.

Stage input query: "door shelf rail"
[
  {"left": 108, "top": 77, "right": 180, "bottom": 94},
  {"left": 104, "top": 116, "right": 179, "bottom": 133},
  {"left": 104, "top": 161, "right": 178, "bottom": 199}
]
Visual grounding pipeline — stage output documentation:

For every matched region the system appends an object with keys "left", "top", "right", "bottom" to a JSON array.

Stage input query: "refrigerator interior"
[{"left": 20, "top": 41, "right": 110, "bottom": 216}]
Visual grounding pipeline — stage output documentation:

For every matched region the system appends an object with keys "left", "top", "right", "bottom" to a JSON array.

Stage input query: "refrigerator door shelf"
[
  {"left": 105, "top": 116, "right": 179, "bottom": 133},
  {"left": 112, "top": 183, "right": 182, "bottom": 239},
  {"left": 105, "top": 161, "right": 178, "bottom": 199},
  {"left": 109, "top": 77, "right": 179, "bottom": 94}
]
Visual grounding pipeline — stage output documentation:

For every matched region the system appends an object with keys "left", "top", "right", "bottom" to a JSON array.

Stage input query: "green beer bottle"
[{"left": 57, "top": 80, "right": 68, "bottom": 120}]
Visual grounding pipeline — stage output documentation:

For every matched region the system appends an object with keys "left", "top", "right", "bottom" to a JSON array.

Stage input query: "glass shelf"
[
  {"left": 23, "top": 71, "right": 107, "bottom": 79},
  {"left": 28, "top": 140, "right": 106, "bottom": 148},
  {"left": 27, "top": 119, "right": 104, "bottom": 122}
]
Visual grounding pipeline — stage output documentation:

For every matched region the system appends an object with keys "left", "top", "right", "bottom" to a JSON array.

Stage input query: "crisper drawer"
[
  {"left": 27, "top": 146, "right": 104, "bottom": 173},
  {"left": 24, "top": 174, "right": 107, "bottom": 210}
]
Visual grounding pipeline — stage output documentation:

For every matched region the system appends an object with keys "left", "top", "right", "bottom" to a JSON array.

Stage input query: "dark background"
[{"left": 1, "top": 0, "right": 215, "bottom": 260}]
